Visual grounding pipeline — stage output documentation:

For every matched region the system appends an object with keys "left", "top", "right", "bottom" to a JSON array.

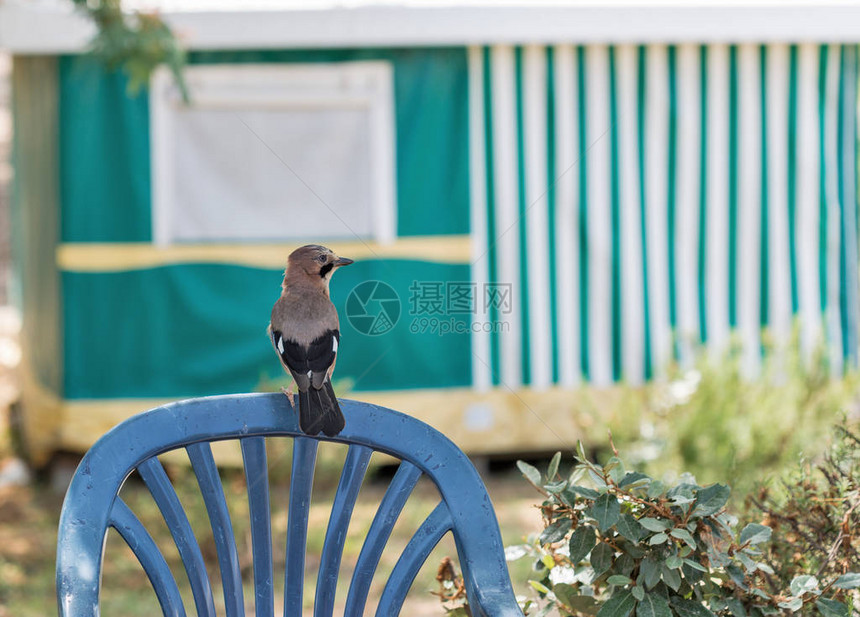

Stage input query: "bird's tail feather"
[{"left": 297, "top": 381, "right": 345, "bottom": 437}]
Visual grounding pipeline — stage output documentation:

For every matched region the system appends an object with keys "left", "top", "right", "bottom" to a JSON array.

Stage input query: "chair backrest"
[{"left": 56, "top": 394, "right": 522, "bottom": 617}]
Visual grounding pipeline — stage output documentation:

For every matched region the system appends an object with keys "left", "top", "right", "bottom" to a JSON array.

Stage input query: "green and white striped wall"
[{"left": 469, "top": 43, "right": 860, "bottom": 389}]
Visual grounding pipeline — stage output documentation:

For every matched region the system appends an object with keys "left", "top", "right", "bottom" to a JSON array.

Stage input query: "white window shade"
[{"left": 150, "top": 63, "right": 397, "bottom": 244}]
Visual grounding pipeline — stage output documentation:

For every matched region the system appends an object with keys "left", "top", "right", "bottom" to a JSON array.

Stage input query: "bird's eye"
[{"left": 316, "top": 254, "right": 327, "bottom": 263}]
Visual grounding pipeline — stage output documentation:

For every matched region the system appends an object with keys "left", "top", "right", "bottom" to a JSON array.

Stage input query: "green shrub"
[
  {"left": 744, "top": 425, "right": 860, "bottom": 597},
  {"left": 442, "top": 444, "right": 858, "bottom": 617},
  {"left": 607, "top": 336, "right": 860, "bottom": 497}
]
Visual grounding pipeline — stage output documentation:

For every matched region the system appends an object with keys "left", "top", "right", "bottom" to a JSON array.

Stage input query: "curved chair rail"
[{"left": 56, "top": 393, "right": 523, "bottom": 617}]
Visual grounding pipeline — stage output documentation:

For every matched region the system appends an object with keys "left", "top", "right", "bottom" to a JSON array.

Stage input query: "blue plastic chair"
[{"left": 56, "top": 394, "right": 523, "bottom": 616}]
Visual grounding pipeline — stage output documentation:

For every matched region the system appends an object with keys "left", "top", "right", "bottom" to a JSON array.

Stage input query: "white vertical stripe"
[
  {"left": 645, "top": 44, "right": 671, "bottom": 374},
  {"left": 796, "top": 43, "right": 823, "bottom": 361},
  {"left": 737, "top": 43, "right": 762, "bottom": 374},
  {"left": 585, "top": 45, "right": 613, "bottom": 386},
  {"left": 765, "top": 44, "right": 793, "bottom": 348},
  {"left": 468, "top": 46, "right": 492, "bottom": 391},
  {"left": 553, "top": 44, "right": 581, "bottom": 387},
  {"left": 616, "top": 44, "right": 644, "bottom": 385},
  {"left": 675, "top": 44, "right": 702, "bottom": 367},
  {"left": 523, "top": 45, "right": 552, "bottom": 389},
  {"left": 490, "top": 45, "right": 523, "bottom": 388},
  {"left": 706, "top": 44, "right": 731, "bottom": 354},
  {"left": 151, "top": 69, "right": 174, "bottom": 247},
  {"left": 824, "top": 44, "right": 844, "bottom": 373}
]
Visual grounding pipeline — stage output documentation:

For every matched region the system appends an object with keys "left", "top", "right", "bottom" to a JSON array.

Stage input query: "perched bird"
[{"left": 269, "top": 245, "right": 354, "bottom": 436}]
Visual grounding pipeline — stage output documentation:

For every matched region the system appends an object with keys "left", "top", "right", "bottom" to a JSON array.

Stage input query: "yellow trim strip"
[
  {"left": 55, "top": 385, "right": 634, "bottom": 459},
  {"left": 57, "top": 236, "right": 473, "bottom": 272}
]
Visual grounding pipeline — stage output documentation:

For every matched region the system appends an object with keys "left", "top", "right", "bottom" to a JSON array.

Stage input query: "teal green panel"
[
  {"left": 58, "top": 55, "right": 152, "bottom": 242},
  {"left": 332, "top": 259, "right": 472, "bottom": 391},
  {"left": 190, "top": 48, "right": 470, "bottom": 237},
  {"left": 63, "top": 260, "right": 470, "bottom": 399},
  {"left": 58, "top": 48, "right": 468, "bottom": 241}
]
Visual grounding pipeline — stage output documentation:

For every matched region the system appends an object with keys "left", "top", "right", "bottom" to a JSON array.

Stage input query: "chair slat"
[
  {"left": 344, "top": 461, "right": 422, "bottom": 616},
  {"left": 241, "top": 437, "right": 275, "bottom": 617},
  {"left": 375, "top": 502, "right": 453, "bottom": 617},
  {"left": 284, "top": 437, "right": 319, "bottom": 617},
  {"left": 314, "top": 444, "right": 373, "bottom": 617},
  {"left": 109, "top": 498, "right": 186, "bottom": 617},
  {"left": 186, "top": 442, "right": 244, "bottom": 617},
  {"left": 138, "top": 457, "right": 217, "bottom": 617}
]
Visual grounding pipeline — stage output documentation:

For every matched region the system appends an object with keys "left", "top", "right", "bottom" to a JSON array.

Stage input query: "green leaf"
[
  {"left": 597, "top": 589, "right": 636, "bottom": 617},
  {"left": 778, "top": 597, "right": 802, "bottom": 612},
  {"left": 616, "top": 514, "right": 644, "bottom": 542},
  {"left": 682, "top": 562, "right": 705, "bottom": 584},
  {"left": 590, "top": 494, "right": 621, "bottom": 532},
  {"left": 606, "top": 456, "right": 626, "bottom": 483},
  {"left": 529, "top": 579, "right": 551, "bottom": 595},
  {"left": 724, "top": 597, "right": 746, "bottom": 617},
  {"left": 649, "top": 533, "right": 668, "bottom": 545},
  {"left": 588, "top": 468, "right": 608, "bottom": 487},
  {"left": 789, "top": 574, "right": 819, "bottom": 597},
  {"left": 816, "top": 598, "right": 849, "bottom": 617},
  {"left": 555, "top": 583, "right": 599, "bottom": 615},
  {"left": 647, "top": 480, "right": 666, "bottom": 498},
  {"left": 693, "top": 483, "right": 731, "bottom": 516},
  {"left": 726, "top": 564, "right": 747, "bottom": 590},
  {"left": 661, "top": 563, "right": 682, "bottom": 591},
  {"left": 832, "top": 572, "right": 860, "bottom": 589},
  {"left": 670, "top": 528, "right": 697, "bottom": 549},
  {"left": 683, "top": 558, "right": 708, "bottom": 572},
  {"left": 751, "top": 589, "right": 770, "bottom": 600},
  {"left": 617, "top": 538, "right": 646, "bottom": 559},
  {"left": 547, "top": 451, "right": 562, "bottom": 480},
  {"left": 737, "top": 551, "right": 757, "bottom": 573},
  {"left": 577, "top": 440, "right": 589, "bottom": 463},
  {"left": 561, "top": 488, "right": 582, "bottom": 506},
  {"left": 591, "top": 541, "right": 614, "bottom": 576},
  {"left": 569, "top": 525, "right": 598, "bottom": 564},
  {"left": 739, "top": 523, "right": 772, "bottom": 546},
  {"left": 636, "top": 593, "right": 672, "bottom": 617},
  {"left": 540, "top": 518, "right": 573, "bottom": 544},
  {"left": 608, "top": 574, "right": 634, "bottom": 586},
  {"left": 570, "top": 485, "right": 601, "bottom": 500},
  {"left": 517, "top": 460, "right": 542, "bottom": 486},
  {"left": 673, "top": 598, "right": 717, "bottom": 617},
  {"left": 640, "top": 518, "right": 671, "bottom": 532},
  {"left": 641, "top": 555, "right": 662, "bottom": 589},
  {"left": 562, "top": 594, "right": 601, "bottom": 615},
  {"left": 614, "top": 552, "right": 635, "bottom": 576},
  {"left": 665, "top": 555, "right": 683, "bottom": 569},
  {"left": 632, "top": 585, "right": 645, "bottom": 601},
  {"left": 544, "top": 480, "right": 568, "bottom": 493},
  {"left": 619, "top": 471, "right": 651, "bottom": 488}
]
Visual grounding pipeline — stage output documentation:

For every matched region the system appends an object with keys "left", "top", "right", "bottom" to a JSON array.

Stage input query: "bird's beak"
[{"left": 334, "top": 256, "right": 354, "bottom": 267}]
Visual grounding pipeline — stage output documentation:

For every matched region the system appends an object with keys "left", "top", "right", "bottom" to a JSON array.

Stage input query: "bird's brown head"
[{"left": 283, "top": 244, "right": 354, "bottom": 291}]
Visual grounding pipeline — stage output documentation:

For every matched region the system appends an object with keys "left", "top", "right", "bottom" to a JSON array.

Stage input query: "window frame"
[{"left": 149, "top": 62, "right": 397, "bottom": 245}]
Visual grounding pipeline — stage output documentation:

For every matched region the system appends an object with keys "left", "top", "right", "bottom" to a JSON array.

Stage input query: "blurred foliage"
[
  {"left": 596, "top": 334, "right": 860, "bottom": 498},
  {"left": 443, "top": 444, "right": 859, "bottom": 617},
  {"left": 70, "top": 0, "right": 188, "bottom": 100},
  {"left": 745, "top": 425, "right": 860, "bottom": 595}
]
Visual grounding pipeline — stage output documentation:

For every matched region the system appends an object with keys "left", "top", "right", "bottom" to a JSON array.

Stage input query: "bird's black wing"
[
  {"left": 305, "top": 330, "right": 339, "bottom": 374},
  {"left": 271, "top": 328, "right": 339, "bottom": 389}
]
